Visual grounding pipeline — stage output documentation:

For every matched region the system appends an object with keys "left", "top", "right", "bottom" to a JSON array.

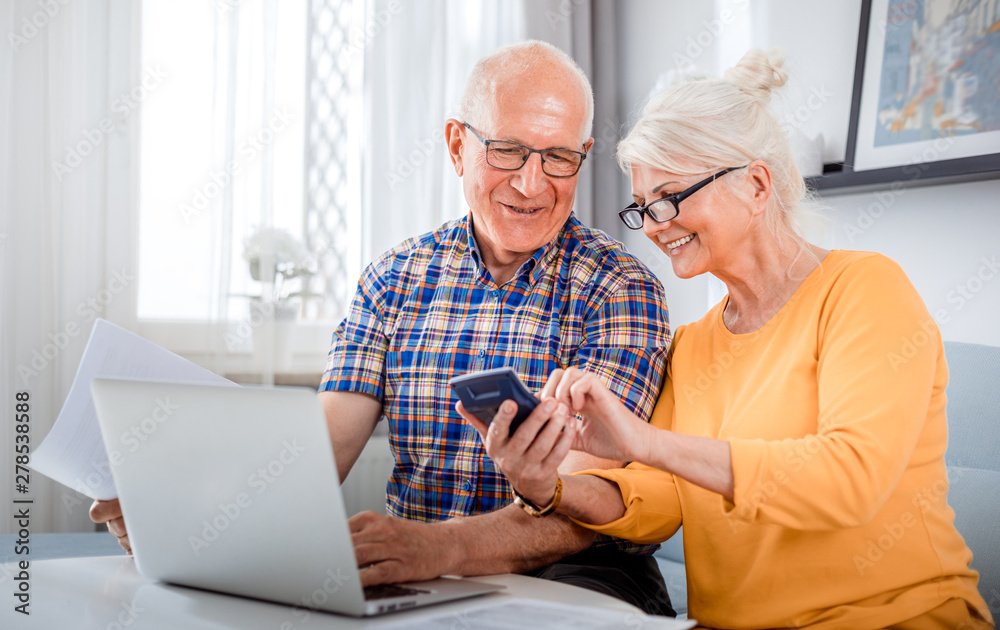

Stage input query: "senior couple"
[{"left": 93, "top": 41, "right": 992, "bottom": 629}]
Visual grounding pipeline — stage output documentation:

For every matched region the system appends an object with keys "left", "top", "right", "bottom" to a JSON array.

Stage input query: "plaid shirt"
[{"left": 321, "top": 213, "right": 670, "bottom": 554}]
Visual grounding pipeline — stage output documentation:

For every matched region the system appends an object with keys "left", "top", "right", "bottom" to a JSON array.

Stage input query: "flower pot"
[{"left": 252, "top": 301, "right": 298, "bottom": 373}]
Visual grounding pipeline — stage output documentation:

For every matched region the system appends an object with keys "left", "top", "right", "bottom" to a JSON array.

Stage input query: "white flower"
[
  {"left": 244, "top": 227, "right": 308, "bottom": 267},
  {"left": 243, "top": 227, "right": 314, "bottom": 302}
]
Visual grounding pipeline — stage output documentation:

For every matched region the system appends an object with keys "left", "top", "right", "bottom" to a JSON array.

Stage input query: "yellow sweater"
[{"left": 575, "top": 251, "right": 992, "bottom": 629}]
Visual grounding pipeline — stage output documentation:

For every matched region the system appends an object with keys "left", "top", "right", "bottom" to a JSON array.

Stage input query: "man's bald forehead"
[{"left": 460, "top": 41, "right": 594, "bottom": 143}]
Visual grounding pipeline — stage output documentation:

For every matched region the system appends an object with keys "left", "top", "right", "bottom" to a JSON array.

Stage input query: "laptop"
[{"left": 90, "top": 377, "right": 504, "bottom": 616}]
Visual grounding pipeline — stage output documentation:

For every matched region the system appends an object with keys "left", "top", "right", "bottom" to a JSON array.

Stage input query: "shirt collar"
[{"left": 463, "top": 211, "right": 571, "bottom": 288}]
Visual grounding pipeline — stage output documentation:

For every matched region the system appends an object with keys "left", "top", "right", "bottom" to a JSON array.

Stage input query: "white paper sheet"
[
  {"left": 377, "top": 599, "right": 698, "bottom": 630},
  {"left": 29, "top": 318, "right": 236, "bottom": 500}
]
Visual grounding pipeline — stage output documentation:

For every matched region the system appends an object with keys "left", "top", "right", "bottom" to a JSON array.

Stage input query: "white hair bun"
[{"left": 723, "top": 48, "right": 788, "bottom": 104}]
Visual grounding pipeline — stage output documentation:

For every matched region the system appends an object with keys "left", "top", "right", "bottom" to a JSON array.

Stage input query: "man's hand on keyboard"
[{"left": 349, "top": 511, "right": 457, "bottom": 587}]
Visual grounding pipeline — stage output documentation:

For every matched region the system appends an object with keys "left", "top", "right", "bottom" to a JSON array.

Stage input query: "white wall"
[
  {"left": 823, "top": 180, "right": 1000, "bottom": 346},
  {"left": 613, "top": 0, "right": 1000, "bottom": 346}
]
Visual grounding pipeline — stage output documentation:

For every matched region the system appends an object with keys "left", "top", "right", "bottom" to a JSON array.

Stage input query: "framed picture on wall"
[{"left": 817, "top": 0, "right": 1000, "bottom": 191}]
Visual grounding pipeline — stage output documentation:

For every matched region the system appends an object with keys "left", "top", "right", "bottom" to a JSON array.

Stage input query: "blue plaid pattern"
[{"left": 321, "top": 213, "right": 670, "bottom": 554}]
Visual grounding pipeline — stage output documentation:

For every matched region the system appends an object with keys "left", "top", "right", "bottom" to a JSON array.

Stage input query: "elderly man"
[{"left": 92, "top": 40, "right": 674, "bottom": 615}]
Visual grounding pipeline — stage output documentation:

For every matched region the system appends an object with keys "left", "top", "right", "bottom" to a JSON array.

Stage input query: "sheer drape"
[
  {"left": 0, "top": 0, "right": 139, "bottom": 534},
  {"left": 203, "top": 0, "right": 287, "bottom": 385},
  {"left": 134, "top": 0, "right": 310, "bottom": 382},
  {"left": 360, "top": 0, "right": 619, "bottom": 262},
  {"left": 361, "top": 0, "right": 522, "bottom": 261},
  {"left": 0, "top": 0, "right": 615, "bottom": 534}
]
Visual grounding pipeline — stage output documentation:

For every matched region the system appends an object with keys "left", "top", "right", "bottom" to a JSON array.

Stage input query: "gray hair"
[
  {"left": 459, "top": 40, "right": 594, "bottom": 144},
  {"left": 617, "top": 49, "right": 827, "bottom": 264}
]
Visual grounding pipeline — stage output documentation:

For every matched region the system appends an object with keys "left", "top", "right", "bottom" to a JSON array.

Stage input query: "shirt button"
[
  {"left": 463, "top": 481, "right": 472, "bottom": 492},
  {"left": 492, "top": 289, "right": 500, "bottom": 299},
  {"left": 478, "top": 349, "right": 485, "bottom": 358}
]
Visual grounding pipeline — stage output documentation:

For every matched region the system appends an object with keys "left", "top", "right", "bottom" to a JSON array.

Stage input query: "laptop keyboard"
[{"left": 363, "top": 584, "right": 432, "bottom": 600}]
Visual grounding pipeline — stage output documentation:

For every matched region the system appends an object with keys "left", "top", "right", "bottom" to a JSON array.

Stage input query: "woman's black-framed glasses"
[
  {"left": 618, "top": 165, "right": 747, "bottom": 230},
  {"left": 462, "top": 122, "right": 588, "bottom": 178}
]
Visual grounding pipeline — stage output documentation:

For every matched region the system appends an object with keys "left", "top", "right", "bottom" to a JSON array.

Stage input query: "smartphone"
[{"left": 448, "top": 367, "right": 540, "bottom": 437}]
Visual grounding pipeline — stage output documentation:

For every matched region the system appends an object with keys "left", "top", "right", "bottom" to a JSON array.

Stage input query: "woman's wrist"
[{"left": 625, "top": 418, "right": 659, "bottom": 465}]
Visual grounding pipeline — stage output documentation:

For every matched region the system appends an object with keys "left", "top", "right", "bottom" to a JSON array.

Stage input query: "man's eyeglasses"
[
  {"left": 618, "top": 165, "right": 747, "bottom": 230},
  {"left": 462, "top": 122, "right": 588, "bottom": 178}
]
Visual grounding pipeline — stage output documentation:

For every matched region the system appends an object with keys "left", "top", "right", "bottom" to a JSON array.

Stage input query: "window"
[{"left": 136, "top": 0, "right": 361, "bottom": 372}]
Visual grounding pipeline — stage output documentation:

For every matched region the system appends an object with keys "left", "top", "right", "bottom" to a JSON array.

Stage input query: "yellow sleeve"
[
  {"left": 567, "top": 347, "right": 684, "bottom": 544},
  {"left": 568, "top": 463, "right": 682, "bottom": 544},
  {"left": 724, "top": 255, "right": 942, "bottom": 530}
]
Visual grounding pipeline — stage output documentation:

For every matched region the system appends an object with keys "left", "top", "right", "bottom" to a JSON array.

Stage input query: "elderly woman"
[{"left": 460, "top": 50, "right": 993, "bottom": 629}]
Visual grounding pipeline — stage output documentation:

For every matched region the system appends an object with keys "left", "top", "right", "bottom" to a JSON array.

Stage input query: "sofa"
[{"left": 654, "top": 340, "right": 1000, "bottom": 621}]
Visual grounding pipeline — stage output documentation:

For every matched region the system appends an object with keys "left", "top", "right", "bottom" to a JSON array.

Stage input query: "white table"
[{"left": 1, "top": 554, "right": 653, "bottom": 629}]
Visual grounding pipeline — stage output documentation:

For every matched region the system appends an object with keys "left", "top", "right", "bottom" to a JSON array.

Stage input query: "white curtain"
[
  {"left": 0, "top": 0, "right": 139, "bottom": 534},
  {"left": 202, "top": 0, "right": 288, "bottom": 385},
  {"left": 133, "top": 0, "right": 309, "bottom": 382},
  {"left": 361, "top": 0, "right": 614, "bottom": 263},
  {"left": 0, "top": 0, "right": 607, "bottom": 535}
]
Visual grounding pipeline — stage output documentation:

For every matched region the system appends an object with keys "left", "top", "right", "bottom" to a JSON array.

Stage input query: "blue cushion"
[
  {"left": 658, "top": 525, "right": 684, "bottom": 563},
  {"left": 947, "top": 467, "right": 1000, "bottom": 613},
  {"left": 654, "top": 527, "right": 686, "bottom": 616},
  {"left": 943, "top": 341, "right": 1000, "bottom": 619},
  {"left": 943, "top": 341, "right": 1000, "bottom": 471},
  {"left": 655, "top": 555, "right": 688, "bottom": 618}
]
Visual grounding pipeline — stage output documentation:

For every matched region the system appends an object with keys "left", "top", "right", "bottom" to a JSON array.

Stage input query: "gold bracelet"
[{"left": 512, "top": 477, "right": 562, "bottom": 517}]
